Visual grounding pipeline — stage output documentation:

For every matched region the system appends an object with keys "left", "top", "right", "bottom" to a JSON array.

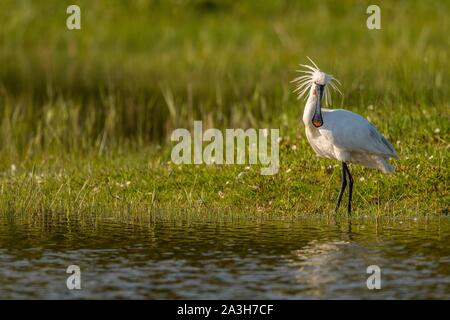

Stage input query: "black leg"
[
  {"left": 344, "top": 163, "right": 354, "bottom": 214},
  {"left": 335, "top": 162, "right": 347, "bottom": 213}
]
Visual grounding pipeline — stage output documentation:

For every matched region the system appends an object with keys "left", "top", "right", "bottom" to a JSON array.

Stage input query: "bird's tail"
[
  {"left": 381, "top": 136, "right": 399, "bottom": 159},
  {"left": 379, "top": 156, "right": 395, "bottom": 174},
  {"left": 381, "top": 163, "right": 395, "bottom": 174}
]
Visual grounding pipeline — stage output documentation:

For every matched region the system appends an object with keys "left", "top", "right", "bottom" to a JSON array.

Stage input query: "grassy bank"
[{"left": 0, "top": 0, "right": 448, "bottom": 217}]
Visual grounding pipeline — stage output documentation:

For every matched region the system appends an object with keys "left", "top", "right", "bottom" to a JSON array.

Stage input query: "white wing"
[{"left": 320, "top": 109, "right": 399, "bottom": 158}]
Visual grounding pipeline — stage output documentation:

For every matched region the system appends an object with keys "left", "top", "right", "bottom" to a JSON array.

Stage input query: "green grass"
[{"left": 0, "top": 0, "right": 448, "bottom": 217}]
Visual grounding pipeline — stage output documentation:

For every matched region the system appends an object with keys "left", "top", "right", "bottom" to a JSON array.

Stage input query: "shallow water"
[{"left": 0, "top": 214, "right": 449, "bottom": 299}]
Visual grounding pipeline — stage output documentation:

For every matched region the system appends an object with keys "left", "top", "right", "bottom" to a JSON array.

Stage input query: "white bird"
[{"left": 292, "top": 58, "right": 399, "bottom": 214}]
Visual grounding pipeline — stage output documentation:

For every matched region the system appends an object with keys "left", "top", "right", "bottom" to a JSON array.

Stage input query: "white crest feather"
[{"left": 291, "top": 57, "right": 342, "bottom": 106}]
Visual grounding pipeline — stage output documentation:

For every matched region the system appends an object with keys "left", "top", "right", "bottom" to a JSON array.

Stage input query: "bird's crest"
[{"left": 291, "top": 57, "right": 342, "bottom": 106}]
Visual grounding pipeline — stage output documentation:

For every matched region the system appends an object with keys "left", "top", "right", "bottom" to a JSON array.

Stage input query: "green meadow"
[{"left": 0, "top": 0, "right": 448, "bottom": 218}]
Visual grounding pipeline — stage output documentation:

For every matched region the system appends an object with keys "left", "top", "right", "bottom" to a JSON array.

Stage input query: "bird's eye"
[{"left": 314, "top": 81, "right": 325, "bottom": 88}]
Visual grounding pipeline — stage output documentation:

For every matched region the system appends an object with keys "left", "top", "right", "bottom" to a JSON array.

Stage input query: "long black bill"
[{"left": 312, "top": 85, "right": 324, "bottom": 128}]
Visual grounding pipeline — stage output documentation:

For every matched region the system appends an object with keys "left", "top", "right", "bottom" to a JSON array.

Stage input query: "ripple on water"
[{"left": 0, "top": 216, "right": 449, "bottom": 299}]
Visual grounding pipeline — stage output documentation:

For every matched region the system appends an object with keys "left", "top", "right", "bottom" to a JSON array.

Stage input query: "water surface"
[{"left": 0, "top": 214, "right": 449, "bottom": 299}]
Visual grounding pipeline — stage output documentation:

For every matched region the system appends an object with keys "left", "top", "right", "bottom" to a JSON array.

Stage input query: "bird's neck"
[{"left": 303, "top": 87, "right": 319, "bottom": 128}]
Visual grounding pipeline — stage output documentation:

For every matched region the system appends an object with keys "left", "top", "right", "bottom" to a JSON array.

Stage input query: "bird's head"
[
  {"left": 291, "top": 57, "right": 342, "bottom": 127},
  {"left": 311, "top": 70, "right": 333, "bottom": 105},
  {"left": 311, "top": 69, "right": 332, "bottom": 87},
  {"left": 292, "top": 57, "right": 341, "bottom": 104}
]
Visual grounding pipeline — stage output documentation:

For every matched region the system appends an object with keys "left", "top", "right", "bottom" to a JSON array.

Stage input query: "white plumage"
[
  {"left": 292, "top": 58, "right": 398, "bottom": 213},
  {"left": 304, "top": 108, "right": 398, "bottom": 173}
]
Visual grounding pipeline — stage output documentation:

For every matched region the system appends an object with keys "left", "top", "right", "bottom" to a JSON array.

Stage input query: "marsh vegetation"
[{"left": 0, "top": 0, "right": 448, "bottom": 217}]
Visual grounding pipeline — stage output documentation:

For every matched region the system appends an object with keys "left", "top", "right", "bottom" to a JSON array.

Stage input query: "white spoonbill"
[{"left": 292, "top": 58, "right": 399, "bottom": 214}]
